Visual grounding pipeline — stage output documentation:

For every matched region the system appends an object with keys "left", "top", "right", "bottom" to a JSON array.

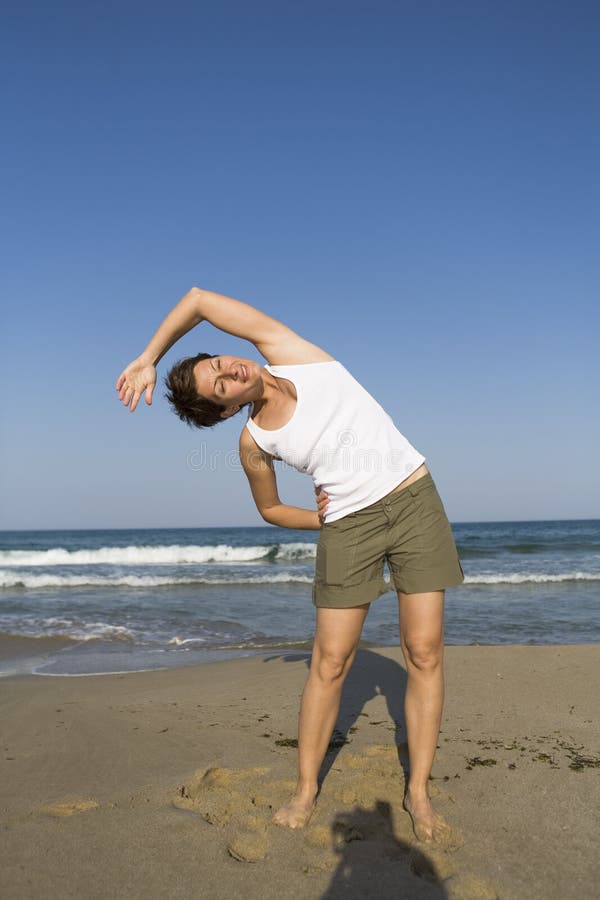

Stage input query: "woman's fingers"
[
  {"left": 315, "top": 485, "right": 330, "bottom": 519},
  {"left": 116, "top": 371, "right": 130, "bottom": 391},
  {"left": 119, "top": 385, "right": 134, "bottom": 407},
  {"left": 117, "top": 379, "right": 148, "bottom": 411}
]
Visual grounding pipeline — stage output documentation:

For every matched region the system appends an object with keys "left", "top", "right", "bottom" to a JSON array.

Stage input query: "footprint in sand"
[
  {"left": 173, "top": 765, "right": 293, "bottom": 862},
  {"left": 227, "top": 815, "right": 270, "bottom": 862},
  {"left": 173, "top": 765, "right": 292, "bottom": 827},
  {"left": 38, "top": 799, "right": 100, "bottom": 817}
]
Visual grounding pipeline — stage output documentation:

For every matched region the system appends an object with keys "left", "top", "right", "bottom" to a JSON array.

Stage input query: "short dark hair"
[{"left": 164, "top": 352, "right": 229, "bottom": 429}]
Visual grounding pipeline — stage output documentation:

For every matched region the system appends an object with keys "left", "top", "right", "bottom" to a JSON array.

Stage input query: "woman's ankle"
[
  {"left": 405, "top": 781, "right": 430, "bottom": 800},
  {"left": 295, "top": 779, "right": 318, "bottom": 799}
]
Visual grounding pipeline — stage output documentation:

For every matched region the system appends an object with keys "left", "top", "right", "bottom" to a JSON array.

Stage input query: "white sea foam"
[
  {"left": 463, "top": 571, "right": 600, "bottom": 584},
  {"left": 168, "top": 636, "right": 207, "bottom": 646},
  {"left": 35, "top": 619, "right": 136, "bottom": 642},
  {"left": 0, "top": 570, "right": 314, "bottom": 589},
  {"left": 274, "top": 543, "right": 317, "bottom": 560},
  {"left": 2, "top": 567, "right": 599, "bottom": 590},
  {"left": 0, "top": 543, "right": 316, "bottom": 567}
]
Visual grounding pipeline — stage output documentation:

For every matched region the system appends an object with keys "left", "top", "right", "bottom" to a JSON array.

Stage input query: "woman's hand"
[
  {"left": 315, "top": 485, "right": 330, "bottom": 525},
  {"left": 115, "top": 356, "right": 156, "bottom": 413}
]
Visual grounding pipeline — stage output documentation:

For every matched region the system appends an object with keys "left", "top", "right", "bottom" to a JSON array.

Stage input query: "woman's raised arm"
[
  {"left": 116, "top": 286, "right": 333, "bottom": 412},
  {"left": 190, "top": 287, "right": 332, "bottom": 364},
  {"left": 143, "top": 287, "right": 331, "bottom": 367}
]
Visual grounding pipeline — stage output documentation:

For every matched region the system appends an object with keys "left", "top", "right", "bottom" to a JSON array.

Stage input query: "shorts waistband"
[
  {"left": 326, "top": 472, "right": 435, "bottom": 524},
  {"left": 350, "top": 472, "right": 434, "bottom": 517},
  {"left": 384, "top": 471, "right": 434, "bottom": 502}
]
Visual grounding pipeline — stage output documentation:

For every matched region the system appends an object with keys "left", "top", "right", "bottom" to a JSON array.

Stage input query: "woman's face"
[{"left": 193, "top": 355, "right": 263, "bottom": 416}]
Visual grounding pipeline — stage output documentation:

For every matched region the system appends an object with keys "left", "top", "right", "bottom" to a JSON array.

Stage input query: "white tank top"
[{"left": 245, "top": 361, "right": 426, "bottom": 523}]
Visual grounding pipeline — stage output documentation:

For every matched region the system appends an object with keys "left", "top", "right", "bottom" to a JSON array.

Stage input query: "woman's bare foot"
[
  {"left": 403, "top": 788, "right": 457, "bottom": 847},
  {"left": 272, "top": 792, "right": 316, "bottom": 829}
]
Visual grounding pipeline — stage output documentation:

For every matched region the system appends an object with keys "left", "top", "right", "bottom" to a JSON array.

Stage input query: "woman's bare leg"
[
  {"left": 273, "top": 602, "right": 370, "bottom": 829},
  {"left": 398, "top": 589, "right": 452, "bottom": 843}
]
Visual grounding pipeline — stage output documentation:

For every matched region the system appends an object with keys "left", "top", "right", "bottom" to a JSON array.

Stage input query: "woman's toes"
[{"left": 272, "top": 796, "right": 315, "bottom": 829}]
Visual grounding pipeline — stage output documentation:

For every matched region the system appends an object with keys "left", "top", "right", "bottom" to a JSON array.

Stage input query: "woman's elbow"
[
  {"left": 187, "top": 286, "right": 204, "bottom": 303},
  {"left": 259, "top": 505, "right": 280, "bottom": 526}
]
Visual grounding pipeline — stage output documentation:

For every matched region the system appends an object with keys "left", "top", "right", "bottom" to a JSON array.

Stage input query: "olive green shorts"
[{"left": 312, "top": 473, "right": 464, "bottom": 608}]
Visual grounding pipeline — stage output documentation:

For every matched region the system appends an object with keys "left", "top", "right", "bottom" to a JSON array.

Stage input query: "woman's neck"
[{"left": 251, "top": 368, "right": 296, "bottom": 425}]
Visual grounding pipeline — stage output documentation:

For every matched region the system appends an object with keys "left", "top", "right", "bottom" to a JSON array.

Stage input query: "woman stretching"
[{"left": 115, "top": 286, "right": 464, "bottom": 844}]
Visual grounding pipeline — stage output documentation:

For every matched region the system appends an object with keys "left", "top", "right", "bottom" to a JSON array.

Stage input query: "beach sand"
[{"left": 1, "top": 642, "right": 598, "bottom": 899}]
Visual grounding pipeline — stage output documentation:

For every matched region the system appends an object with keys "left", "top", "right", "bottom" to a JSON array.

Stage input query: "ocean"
[{"left": 0, "top": 519, "right": 598, "bottom": 676}]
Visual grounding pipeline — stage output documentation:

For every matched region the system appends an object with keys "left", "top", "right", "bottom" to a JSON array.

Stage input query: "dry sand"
[{"left": 1, "top": 643, "right": 598, "bottom": 899}]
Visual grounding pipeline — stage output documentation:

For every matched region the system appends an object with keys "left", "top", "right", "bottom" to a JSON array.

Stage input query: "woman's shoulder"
[
  {"left": 263, "top": 337, "right": 336, "bottom": 366},
  {"left": 268, "top": 358, "right": 340, "bottom": 372}
]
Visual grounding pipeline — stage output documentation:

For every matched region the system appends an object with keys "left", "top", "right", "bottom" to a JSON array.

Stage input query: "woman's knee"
[
  {"left": 310, "top": 605, "right": 369, "bottom": 683},
  {"left": 401, "top": 637, "right": 444, "bottom": 671},
  {"left": 311, "top": 644, "right": 357, "bottom": 683},
  {"left": 398, "top": 590, "right": 445, "bottom": 671}
]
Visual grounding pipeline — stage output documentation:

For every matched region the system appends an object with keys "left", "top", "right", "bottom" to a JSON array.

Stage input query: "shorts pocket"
[
  {"left": 315, "top": 526, "right": 348, "bottom": 587},
  {"left": 407, "top": 482, "right": 455, "bottom": 555},
  {"left": 413, "top": 481, "right": 447, "bottom": 517}
]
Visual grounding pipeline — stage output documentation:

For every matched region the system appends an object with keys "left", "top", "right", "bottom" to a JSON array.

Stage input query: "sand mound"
[{"left": 170, "top": 743, "right": 485, "bottom": 893}]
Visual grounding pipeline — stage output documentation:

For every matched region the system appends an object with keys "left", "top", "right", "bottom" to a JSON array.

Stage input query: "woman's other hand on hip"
[{"left": 315, "top": 485, "right": 330, "bottom": 526}]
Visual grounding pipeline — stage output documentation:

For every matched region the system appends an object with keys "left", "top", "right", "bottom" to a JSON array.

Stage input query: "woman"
[{"left": 116, "top": 286, "right": 464, "bottom": 844}]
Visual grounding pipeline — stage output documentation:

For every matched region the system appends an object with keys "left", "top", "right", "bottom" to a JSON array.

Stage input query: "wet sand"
[
  {"left": 1, "top": 644, "right": 598, "bottom": 899},
  {"left": 0, "top": 633, "right": 75, "bottom": 666}
]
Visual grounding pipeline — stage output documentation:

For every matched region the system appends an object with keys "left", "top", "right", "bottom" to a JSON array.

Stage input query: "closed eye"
[
  {"left": 211, "top": 358, "right": 223, "bottom": 397},
  {"left": 215, "top": 358, "right": 226, "bottom": 395}
]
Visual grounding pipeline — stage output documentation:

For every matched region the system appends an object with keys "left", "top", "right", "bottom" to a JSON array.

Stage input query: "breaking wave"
[{"left": 0, "top": 542, "right": 316, "bottom": 567}]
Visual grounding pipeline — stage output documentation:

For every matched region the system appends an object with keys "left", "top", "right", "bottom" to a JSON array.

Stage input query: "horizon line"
[{"left": 1, "top": 517, "right": 599, "bottom": 533}]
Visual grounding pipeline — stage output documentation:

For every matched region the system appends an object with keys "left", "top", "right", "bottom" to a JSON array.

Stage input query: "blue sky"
[{"left": 1, "top": 1, "right": 598, "bottom": 529}]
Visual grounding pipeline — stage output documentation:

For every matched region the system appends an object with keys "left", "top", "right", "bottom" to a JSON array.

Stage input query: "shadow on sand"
[
  {"left": 263, "top": 646, "right": 411, "bottom": 782},
  {"left": 322, "top": 800, "right": 449, "bottom": 898}
]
